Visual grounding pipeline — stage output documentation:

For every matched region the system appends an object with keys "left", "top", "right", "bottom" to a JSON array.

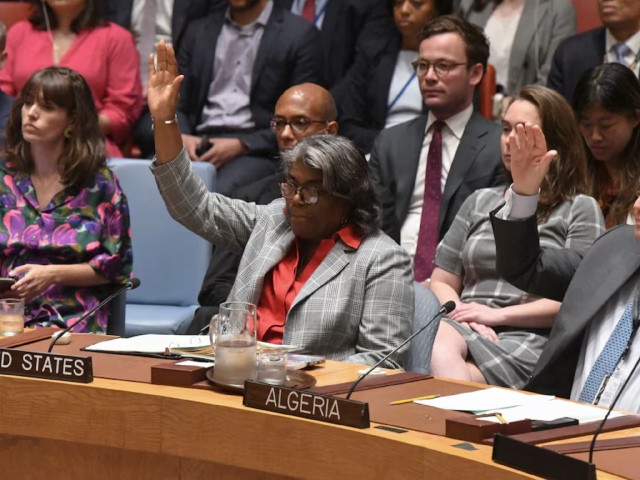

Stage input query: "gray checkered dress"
[{"left": 435, "top": 187, "right": 605, "bottom": 388}]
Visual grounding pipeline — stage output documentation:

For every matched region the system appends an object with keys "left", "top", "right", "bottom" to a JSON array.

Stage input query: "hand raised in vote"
[
  {"left": 147, "top": 40, "right": 183, "bottom": 125},
  {"left": 508, "top": 123, "right": 557, "bottom": 196}
]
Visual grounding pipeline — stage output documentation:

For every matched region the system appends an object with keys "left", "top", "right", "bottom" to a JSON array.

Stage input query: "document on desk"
[
  {"left": 85, "top": 334, "right": 211, "bottom": 354},
  {"left": 416, "top": 387, "right": 554, "bottom": 414},
  {"left": 416, "top": 387, "right": 622, "bottom": 424},
  {"left": 477, "top": 398, "right": 624, "bottom": 425}
]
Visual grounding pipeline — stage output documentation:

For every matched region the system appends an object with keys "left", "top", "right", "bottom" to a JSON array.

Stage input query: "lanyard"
[{"left": 387, "top": 72, "right": 417, "bottom": 112}]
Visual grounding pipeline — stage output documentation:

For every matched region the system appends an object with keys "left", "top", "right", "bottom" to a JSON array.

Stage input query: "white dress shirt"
[
  {"left": 605, "top": 28, "right": 640, "bottom": 76},
  {"left": 400, "top": 104, "right": 474, "bottom": 258}
]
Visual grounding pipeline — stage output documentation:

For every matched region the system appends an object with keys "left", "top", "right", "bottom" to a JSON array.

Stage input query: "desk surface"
[{"left": 0, "top": 348, "right": 635, "bottom": 479}]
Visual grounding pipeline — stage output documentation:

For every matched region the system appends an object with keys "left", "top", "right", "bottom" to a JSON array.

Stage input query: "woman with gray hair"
[{"left": 146, "top": 42, "right": 414, "bottom": 368}]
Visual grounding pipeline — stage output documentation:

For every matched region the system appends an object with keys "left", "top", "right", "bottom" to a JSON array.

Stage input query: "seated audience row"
[{"left": 0, "top": 0, "right": 143, "bottom": 158}]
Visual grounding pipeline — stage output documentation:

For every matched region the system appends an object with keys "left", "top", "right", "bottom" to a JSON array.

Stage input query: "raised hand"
[
  {"left": 508, "top": 123, "right": 557, "bottom": 196},
  {"left": 147, "top": 40, "right": 183, "bottom": 124}
]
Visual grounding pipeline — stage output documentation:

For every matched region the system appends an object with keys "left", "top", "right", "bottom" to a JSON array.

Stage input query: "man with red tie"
[{"left": 369, "top": 15, "right": 503, "bottom": 281}]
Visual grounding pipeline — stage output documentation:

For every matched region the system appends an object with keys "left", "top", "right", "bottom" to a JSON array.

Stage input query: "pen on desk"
[
  {"left": 494, "top": 413, "right": 508, "bottom": 424},
  {"left": 389, "top": 394, "right": 440, "bottom": 405}
]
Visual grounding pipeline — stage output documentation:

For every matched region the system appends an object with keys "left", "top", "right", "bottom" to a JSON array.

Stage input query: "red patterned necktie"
[
  {"left": 413, "top": 120, "right": 444, "bottom": 281},
  {"left": 301, "top": 0, "right": 316, "bottom": 21}
]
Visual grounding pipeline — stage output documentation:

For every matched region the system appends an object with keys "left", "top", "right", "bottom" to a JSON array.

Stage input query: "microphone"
[
  {"left": 587, "top": 354, "right": 640, "bottom": 463},
  {"left": 47, "top": 278, "right": 141, "bottom": 352},
  {"left": 345, "top": 300, "right": 456, "bottom": 400}
]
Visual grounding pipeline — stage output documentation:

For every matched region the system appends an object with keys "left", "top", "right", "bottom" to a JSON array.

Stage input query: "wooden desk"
[{"left": 0, "top": 358, "right": 632, "bottom": 479}]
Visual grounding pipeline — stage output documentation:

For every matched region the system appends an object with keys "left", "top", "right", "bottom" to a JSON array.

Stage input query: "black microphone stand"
[
  {"left": 345, "top": 300, "right": 455, "bottom": 400},
  {"left": 47, "top": 278, "right": 140, "bottom": 352}
]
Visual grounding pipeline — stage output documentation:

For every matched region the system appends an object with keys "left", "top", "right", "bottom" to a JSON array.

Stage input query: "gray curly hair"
[{"left": 280, "top": 135, "right": 381, "bottom": 236}]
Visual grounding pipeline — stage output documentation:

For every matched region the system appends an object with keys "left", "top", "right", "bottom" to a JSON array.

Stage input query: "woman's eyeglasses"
[{"left": 279, "top": 180, "right": 326, "bottom": 205}]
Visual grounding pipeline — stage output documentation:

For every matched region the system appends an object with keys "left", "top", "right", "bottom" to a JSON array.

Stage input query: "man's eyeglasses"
[
  {"left": 270, "top": 116, "right": 329, "bottom": 135},
  {"left": 279, "top": 180, "right": 327, "bottom": 205},
  {"left": 411, "top": 60, "right": 467, "bottom": 78}
]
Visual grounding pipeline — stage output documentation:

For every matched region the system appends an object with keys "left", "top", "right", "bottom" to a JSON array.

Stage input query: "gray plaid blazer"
[{"left": 152, "top": 151, "right": 414, "bottom": 368}]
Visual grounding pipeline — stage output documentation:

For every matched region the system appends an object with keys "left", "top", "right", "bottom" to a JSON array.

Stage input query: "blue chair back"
[{"left": 107, "top": 158, "right": 216, "bottom": 335}]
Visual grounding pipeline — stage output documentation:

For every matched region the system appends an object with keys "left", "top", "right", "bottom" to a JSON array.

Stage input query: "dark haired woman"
[
  {"left": 573, "top": 63, "right": 640, "bottom": 229},
  {"left": 0, "top": 0, "right": 143, "bottom": 157},
  {"left": 0, "top": 66, "right": 133, "bottom": 333},
  {"left": 429, "top": 85, "right": 604, "bottom": 388},
  {"left": 147, "top": 42, "right": 414, "bottom": 368}
]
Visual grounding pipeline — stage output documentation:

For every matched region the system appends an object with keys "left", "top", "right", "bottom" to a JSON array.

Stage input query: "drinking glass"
[
  {"left": 257, "top": 350, "right": 288, "bottom": 386},
  {"left": 0, "top": 298, "right": 24, "bottom": 336},
  {"left": 211, "top": 301, "right": 257, "bottom": 389}
]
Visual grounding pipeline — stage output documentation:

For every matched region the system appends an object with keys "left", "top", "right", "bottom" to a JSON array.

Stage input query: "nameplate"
[
  {"left": 243, "top": 380, "right": 370, "bottom": 429},
  {"left": 0, "top": 348, "right": 93, "bottom": 383}
]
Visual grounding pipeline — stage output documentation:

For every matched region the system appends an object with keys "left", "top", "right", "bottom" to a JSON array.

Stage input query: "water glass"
[
  {"left": 211, "top": 301, "right": 257, "bottom": 389},
  {"left": 0, "top": 298, "right": 24, "bottom": 337},
  {"left": 257, "top": 350, "right": 288, "bottom": 386}
]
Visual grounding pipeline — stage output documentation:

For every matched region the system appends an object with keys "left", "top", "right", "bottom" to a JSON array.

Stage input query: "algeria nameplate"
[
  {"left": 243, "top": 380, "right": 370, "bottom": 429},
  {"left": 0, "top": 348, "right": 93, "bottom": 383}
]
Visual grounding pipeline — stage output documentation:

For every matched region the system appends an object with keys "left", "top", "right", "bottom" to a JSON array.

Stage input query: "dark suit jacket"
[
  {"left": 491, "top": 213, "right": 640, "bottom": 398},
  {"left": 369, "top": 112, "right": 503, "bottom": 243},
  {"left": 335, "top": 33, "right": 404, "bottom": 154},
  {"left": 547, "top": 27, "right": 605, "bottom": 101},
  {"left": 176, "top": 4, "right": 323, "bottom": 155},
  {"left": 100, "top": 0, "right": 222, "bottom": 52},
  {"left": 274, "top": 0, "right": 395, "bottom": 88}
]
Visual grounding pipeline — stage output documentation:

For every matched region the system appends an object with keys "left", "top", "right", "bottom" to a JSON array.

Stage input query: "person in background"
[
  {"left": 459, "top": 0, "right": 576, "bottom": 99},
  {"left": 101, "top": 0, "right": 224, "bottom": 158},
  {"left": 548, "top": 0, "right": 640, "bottom": 101},
  {"left": 572, "top": 63, "right": 640, "bottom": 229},
  {"left": 148, "top": 42, "right": 413, "bottom": 367},
  {"left": 190, "top": 82, "right": 339, "bottom": 334},
  {"left": 176, "top": 0, "right": 323, "bottom": 196},
  {"left": 0, "top": 66, "right": 133, "bottom": 333},
  {"left": 368, "top": 15, "right": 503, "bottom": 279},
  {"left": 429, "top": 85, "right": 604, "bottom": 388},
  {"left": 276, "top": 0, "right": 396, "bottom": 90},
  {"left": 337, "top": 0, "right": 453, "bottom": 155},
  {"left": 0, "top": 20, "right": 12, "bottom": 150},
  {"left": 0, "top": 0, "right": 143, "bottom": 158}
]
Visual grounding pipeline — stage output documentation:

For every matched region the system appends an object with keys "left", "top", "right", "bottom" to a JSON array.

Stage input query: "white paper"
[
  {"left": 85, "top": 334, "right": 211, "bottom": 354},
  {"left": 479, "top": 398, "right": 623, "bottom": 424},
  {"left": 415, "top": 387, "right": 554, "bottom": 414},
  {"left": 176, "top": 360, "right": 215, "bottom": 368}
]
